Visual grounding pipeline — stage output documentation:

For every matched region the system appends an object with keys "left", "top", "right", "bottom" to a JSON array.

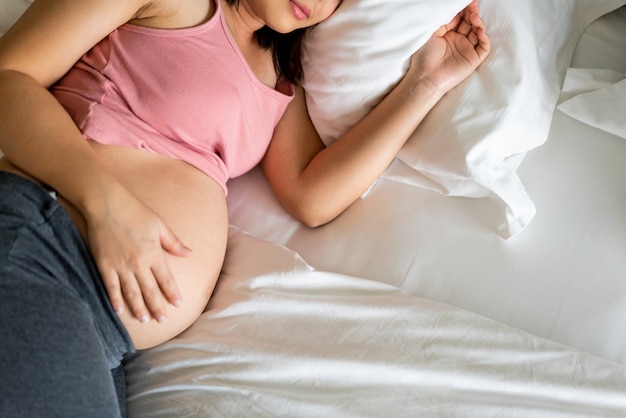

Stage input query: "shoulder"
[
  {"left": 0, "top": 0, "right": 214, "bottom": 87},
  {"left": 0, "top": 0, "right": 154, "bottom": 86}
]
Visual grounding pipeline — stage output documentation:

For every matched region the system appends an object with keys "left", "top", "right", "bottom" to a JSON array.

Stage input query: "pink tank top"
[{"left": 51, "top": 0, "right": 294, "bottom": 194}]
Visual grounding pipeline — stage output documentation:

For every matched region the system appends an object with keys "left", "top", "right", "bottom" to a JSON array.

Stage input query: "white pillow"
[
  {"left": 302, "top": 0, "right": 626, "bottom": 238},
  {"left": 302, "top": 0, "right": 471, "bottom": 143}
]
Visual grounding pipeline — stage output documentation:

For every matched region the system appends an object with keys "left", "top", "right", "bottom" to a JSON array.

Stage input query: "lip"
[{"left": 289, "top": 0, "right": 311, "bottom": 20}]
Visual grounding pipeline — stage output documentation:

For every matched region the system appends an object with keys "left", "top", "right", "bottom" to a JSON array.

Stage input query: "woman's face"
[{"left": 242, "top": 0, "right": 342, "bottom": 33}]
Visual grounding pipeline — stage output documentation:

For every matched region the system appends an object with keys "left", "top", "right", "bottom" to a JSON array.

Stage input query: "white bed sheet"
[
  {"left": 226, "top": 8, "right": 626, "bottom": 366},
  {"left": 227, "top": 114, "right": 626, "bottom": 367},
  {"left": 126, "top": 228, "right": 626, "bottom": 417}
]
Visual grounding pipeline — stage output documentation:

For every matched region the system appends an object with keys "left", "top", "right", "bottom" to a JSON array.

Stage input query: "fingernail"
[
  {"left": 114, "top": 305, "right": 124, "bottom": 314},
  {"left": 139, "top": 314, "right": 150, "bottom": 323},
  {"left": 173, "top": 299, "right": 182, "bottom": 307},
  {"left": 157, "top": 315, "right": 167, "bottom": 323}
]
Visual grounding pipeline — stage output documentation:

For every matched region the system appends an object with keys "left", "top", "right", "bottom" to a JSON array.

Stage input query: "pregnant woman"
[{"left": 0, "top": 0, "right": 489, "bottom": 416}]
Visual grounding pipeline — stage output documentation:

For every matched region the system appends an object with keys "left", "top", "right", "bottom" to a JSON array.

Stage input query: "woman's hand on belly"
[
  {"left": 3, "top": 144, "right": 229, "bottom": 348},
  {"left": 82, "top": 142, "right": 229, "bottom": 349},
  {"left": 84, "top": 182, "right": 192, "bottom": 324},
  {"left": 0, "top": 154, "right": 189, "bottom": 323}
]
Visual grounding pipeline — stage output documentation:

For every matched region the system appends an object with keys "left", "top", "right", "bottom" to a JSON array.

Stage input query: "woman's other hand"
[
  {"left": 85, "top": 184, "right": 191, "bottom": 324},
  {"left": 408, "top": 0, "right": 491, "bottom": 96}
]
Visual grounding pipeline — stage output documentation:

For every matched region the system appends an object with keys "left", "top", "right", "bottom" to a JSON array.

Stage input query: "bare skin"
[{"left": 0, "top": 0, "right": 489, "bottom": 349}]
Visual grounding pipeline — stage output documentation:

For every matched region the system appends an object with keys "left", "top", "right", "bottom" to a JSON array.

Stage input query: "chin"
[{"left": 265, "top": 20, "right": 304, "bottom": 34}]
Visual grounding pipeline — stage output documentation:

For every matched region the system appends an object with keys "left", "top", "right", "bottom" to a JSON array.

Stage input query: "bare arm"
[
  {"left": 0, "top": 0, "right": 141, "bottom": 191},
  {"left": 0, "top": 0, "right": 190, "bottom": 323},
  {"left": 262, "top": 0, "right": 491, "bottom": 227}
]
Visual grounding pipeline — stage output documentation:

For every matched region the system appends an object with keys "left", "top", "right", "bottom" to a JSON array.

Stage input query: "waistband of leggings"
[{"left": 0, "top": 171, "right": 59, "bottom": 219}]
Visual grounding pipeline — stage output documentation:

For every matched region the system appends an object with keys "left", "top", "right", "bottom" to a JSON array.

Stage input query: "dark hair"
[{"left": 224, "top": 0, "right": 311, "bottom": 84}]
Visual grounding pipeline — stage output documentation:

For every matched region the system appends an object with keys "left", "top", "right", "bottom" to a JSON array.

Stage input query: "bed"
[{"left": 2, "top": 0, "right": 626, "bottom": 416}]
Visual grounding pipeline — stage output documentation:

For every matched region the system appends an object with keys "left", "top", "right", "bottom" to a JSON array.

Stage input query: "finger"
[
  {"left": 151, "top": 261, "right": 183, "bottom": 309},
  {"left": 101, "top": 268, "right": 126, "bottom": 314},
  {"left": 119, "top": 271, "right": 151, "bottom": 323},
  {"left": 435, "top": 7, "right": 463, "bottom": 37},
  {"left": 456, "top": 14, "right": 473, "bottom": 37},
  {"left": 470, "top": 10, "right": 487, "bottom": 32},
  {"left": 160, "top": 226, "right": 192, "bottom": 257},
  {"left": 135, "top": 270, "right": 169, "bottom": 323},
  {"left": 445, "top": 12, "right": 462, "bottom": 32},
  {"left": 458, "top": 0, "right": 481, "bottom": 34},
  {"left": 464, "top": 0, "right": 480, "bottom": 15},
  {"left": 470, "top": 13, "right": 491, "bottom": 59},
  {"left": 468, "top": 31, "right": 479, "bottom": 48},
  {"left": 456, "top": 4, "right": 476, "bottom": 35},
  {"left": 475, "top": 27, "right": 491, "bottom": 61}
]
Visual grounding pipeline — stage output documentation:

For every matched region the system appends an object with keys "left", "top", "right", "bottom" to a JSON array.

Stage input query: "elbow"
[
  {"left": 266, "top": 175, "right": 351, "bottom": 228},
  {"left": 299, "top": 213, "right": 332, "bottom": 229},
  {"left": 294, "top": 211, "right": 334, "bottom": 229},
  {"left": 285, "top": 197, "right": 341, "bottom": 229}
]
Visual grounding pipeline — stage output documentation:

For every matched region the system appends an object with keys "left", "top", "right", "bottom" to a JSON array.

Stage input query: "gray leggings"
[{"left": 0, "top": 172, "right": 134, "bottom": 418}]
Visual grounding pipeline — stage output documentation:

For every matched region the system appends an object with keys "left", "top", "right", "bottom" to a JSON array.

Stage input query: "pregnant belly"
[{"left": 1, "top": 142, "right": 229, "bottom": 349}]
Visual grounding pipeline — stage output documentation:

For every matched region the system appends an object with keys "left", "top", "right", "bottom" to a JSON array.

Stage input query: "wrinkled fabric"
[
  {"left": 125, "top": 228, "right": 626, "bottom": 417},
  {"left": 558, "top": 68, "right": 626, "bottom": 139}
]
